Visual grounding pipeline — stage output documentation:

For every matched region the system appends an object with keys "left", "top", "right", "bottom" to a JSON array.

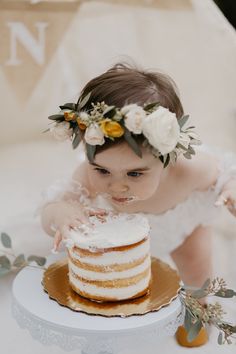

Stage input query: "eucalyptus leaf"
[
  {"left": 189, "top": 139, "right": 202, "bottom": 145},
  {"left": 191, "top": 289, "right": 207, "bottom": 299},
  {"left": 124, "top": 129, "right": 142, "bottom": 158},
  {"left": 184, "top": 309, "right": 194, "bottom": 332},
  {"left": 59, "top": 103, "right": 76, "bottom": 111},
  {"left": 183, "top": 152, "right": 192, "bottom": 159},
  {"left": 176, "top": 142, "right": 188, "bottom": 151},
  {"left": 0, "top": 255, "right": 11, "bottom": 269},
  {"left": 1, "top": 233, "right": 12, "bottom": 248},
  {"left": 72, "top": 130, "right": 82, "bottom": 149},
  {"left": 187, "top": 320, "right": 203, "bottom": 342},
  {"left": 188, "top": 145, "right": 196, "bottom": 155},
  {"left": 48, "top": 114, "right": 64, "bottom": 122},
  {"left": 0, "top": 267, "right": 10, "bottom": 277},
  {"left": 103, "top": 106, "right": 116, "bottom": 117},
  {"left": 78, "top": 92, "right": 91, "bottom": 109},
  {"left": 201, "top": 278, "right": 211, "bottom": 290},
  {"left": 215, "top": 289, "right": 236, "bottom": 298},
  {"left": 27, "top": 255, "right": 46, "bottom": 266},
  {"left": 42, "top": 128, "right": 50, "bottom": 133},
  {"left": 13, "top": 254, "right": 26, "bottom": 268},
  {"left": 218, "top": 332, "right": 223, "bottom": 345},
  {"left": 163, "top": 154, "right": 170, "bottom": 168},
  {"left": 86, "top": 144, "right": 96, "bottom": 163},
  {"left": 185, "top": 126, "right": 195, "bottom": 130},
  {"left": 143, "top": 102, "right": 160, "bottom": 112},
  {"left": 178, "top": 115, "right": 189, "bottom": 129}
]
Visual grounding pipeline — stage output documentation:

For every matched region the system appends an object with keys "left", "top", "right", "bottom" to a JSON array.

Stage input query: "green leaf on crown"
[
  {"left": 183, "top": 152, "right": 192, "bottom": 159},
  {"left": 59, "top": 103, "right": 76, "bottom": 111},
  {"left": 188, "top": 145, "right": 196, "bottom": 155},
  {"left": 77, "top": 92, "right": 91, "bottom": 110},
  {"left": 1, "top": 233, "right": 12, "bottom": 248},
  {"left": 163, "top": 154, "right": 170, "bottom": 168},
  {"left": 178, "top": 115, "right": 189, "bottom": 129},
  {"left": 144, "top": 102, "right": 160, "bottom": 112},
  {"left": 48, "top": 114, "right": 65, "bottom": 122},
  {"left": 86, "top": 144, "right": 96, "bottom": 162},
  {"left": 124, "top": 128, "right": 142, "bottom": 158},
  {"left": 103, "top": 106, "right": 116, "bottom": 118},
  {"left": 72, "top": 128, "right": 82, "bottom": 149}
]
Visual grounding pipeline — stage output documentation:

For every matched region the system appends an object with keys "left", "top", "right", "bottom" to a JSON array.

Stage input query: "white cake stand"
[{"left": 11, "top": 252, "right": 184, "bottom": 354}]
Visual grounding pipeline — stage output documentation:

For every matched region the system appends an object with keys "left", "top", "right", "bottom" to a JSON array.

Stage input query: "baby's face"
[{"left": 85, "top": 142, "right": 166, "bottom": 205}]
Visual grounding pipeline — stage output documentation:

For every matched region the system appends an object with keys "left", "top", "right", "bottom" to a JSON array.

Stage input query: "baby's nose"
[{"left": 109, "top": 181, "right": 129, "bottom": 194}]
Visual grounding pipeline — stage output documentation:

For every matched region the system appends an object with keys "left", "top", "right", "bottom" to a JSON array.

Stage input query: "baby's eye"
[
  {"left": 94, "top": 168, "right": 110, "bottom": 175},
  {"left": 127, "top": 171, "right": 143, "bottom": 178}
]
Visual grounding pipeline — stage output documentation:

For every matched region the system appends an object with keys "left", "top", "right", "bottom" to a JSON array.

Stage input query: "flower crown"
[{"left": 46, "top": 92, "right": 201, "bottom": 167}]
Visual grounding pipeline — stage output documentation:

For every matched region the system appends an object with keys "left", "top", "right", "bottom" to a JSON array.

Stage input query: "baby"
[{"left": 41, "top": 63, "right": 236, "bottom": 346}]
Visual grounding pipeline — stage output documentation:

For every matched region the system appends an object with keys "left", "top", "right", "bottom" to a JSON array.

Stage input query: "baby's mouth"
[{"left": 111, "top": 196, "right": 137, "bottom": 204}]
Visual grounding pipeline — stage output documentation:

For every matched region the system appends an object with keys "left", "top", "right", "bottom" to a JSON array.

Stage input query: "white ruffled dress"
[{"left": 41, "top": 144, "right": 236, "bottom": 259}]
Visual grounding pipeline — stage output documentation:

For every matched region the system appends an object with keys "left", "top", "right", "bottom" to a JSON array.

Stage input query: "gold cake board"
[{"left": 42, "top": 257, "right": 181, "bottom": 317}]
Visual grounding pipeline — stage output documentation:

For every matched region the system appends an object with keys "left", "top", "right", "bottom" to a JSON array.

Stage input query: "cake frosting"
[{"left": 65, "top": 213, "right": 152, "bottom": 302}]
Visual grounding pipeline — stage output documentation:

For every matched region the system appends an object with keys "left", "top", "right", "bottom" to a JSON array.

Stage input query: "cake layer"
[
  {"left": 68, "top": 255, "right": 151, "bottom": 280},
  {"left": 68, "top": 238, "right": 150, "bottom": 266},
  {"left": 69, "top": 268, "right": 151, "bottom": 301}
]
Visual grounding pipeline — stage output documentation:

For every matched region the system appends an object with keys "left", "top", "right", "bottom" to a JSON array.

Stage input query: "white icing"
[
  {"left": 68, "top": 256, "right": 151, "bottom": 281},
  {"left": 66, "top": 213, "right": 150, "bottom": 250},
  {"left": 68, "top": 239, "right": 150, "bottom": 265},
  {"left": 69, "top": 269, "right": 151, "bottom": 300}
]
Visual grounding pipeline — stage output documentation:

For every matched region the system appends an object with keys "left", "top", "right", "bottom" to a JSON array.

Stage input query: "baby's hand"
[
  {"left": 52, "top": 202, "right": 109, "bottom": 252},
  {"left": 215, "top": 178, "right": 236, "bottom": 218}
]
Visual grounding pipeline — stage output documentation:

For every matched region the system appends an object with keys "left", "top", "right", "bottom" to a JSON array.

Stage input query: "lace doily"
[{"left": 12, "top": 297, "right": 184, "bottom": 353}]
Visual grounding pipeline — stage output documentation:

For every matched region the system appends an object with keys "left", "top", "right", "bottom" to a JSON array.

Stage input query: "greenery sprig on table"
[
  {"left": 0, "top": 232, "right": 46, "bottom": 276},
  {"left": 179, "top": 278, "right": 236, "bottom": 345}
]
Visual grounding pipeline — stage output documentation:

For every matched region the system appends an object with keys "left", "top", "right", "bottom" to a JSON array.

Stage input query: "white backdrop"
[{"left": 0, "top": 0, "right": 235, "bottom": 150}]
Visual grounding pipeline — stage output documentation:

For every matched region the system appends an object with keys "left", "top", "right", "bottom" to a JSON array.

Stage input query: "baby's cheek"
[{"left": 132, "top": 179, "right": 158, "bottom": 200}]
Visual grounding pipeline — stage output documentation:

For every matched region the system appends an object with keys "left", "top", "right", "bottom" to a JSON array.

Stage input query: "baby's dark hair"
[
  {"left": 77, "top": 62, "right": 184, "bottom": 118},
  {"left": 77, "top": 62, "right": 184, "bottom": 156}
]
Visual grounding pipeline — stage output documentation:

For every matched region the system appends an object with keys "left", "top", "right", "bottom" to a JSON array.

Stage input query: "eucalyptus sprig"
[
  {"left": 0, "top": 232, "right": 47, "bottom": 277},
  {"left": 179, "top": 278, "right": 236, "bottom": 345}
]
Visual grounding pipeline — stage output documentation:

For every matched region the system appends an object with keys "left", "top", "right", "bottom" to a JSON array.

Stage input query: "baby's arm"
[
  {"left": 171, "top": 225, "right": 213, "bottom": 294},
  {"left": 40, "top": 162, "right": 91, "bottom": 237}
]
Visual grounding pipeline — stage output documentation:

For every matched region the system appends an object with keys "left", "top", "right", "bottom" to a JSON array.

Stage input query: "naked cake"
[{"left": 66, "top": 213, "right": 151, "bottom": 302}]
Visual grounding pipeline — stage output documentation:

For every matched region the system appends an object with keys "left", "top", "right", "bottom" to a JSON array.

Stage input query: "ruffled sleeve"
[
  {"left": 35, "top": 177, "right": 91, "bottom": 216},
  {"left": 195, "top": 143, "right": 236, "bottom": 195}
]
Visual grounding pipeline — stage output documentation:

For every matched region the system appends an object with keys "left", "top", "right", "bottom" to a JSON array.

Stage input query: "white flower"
[
  {"left": 79, "top": 111, "right": 89, "bottom": 122},
  {"left": 50, "top": 121, "right": 72, "bottom": 141},
  {"left": 121, "top": 104, "right": 146, "bottom": 134},
  {"left": 84, "top": 123, "right": 105, "bottom": 146},
  {"left": 142, "top": 106, "right": 180, "bottom": 155}
]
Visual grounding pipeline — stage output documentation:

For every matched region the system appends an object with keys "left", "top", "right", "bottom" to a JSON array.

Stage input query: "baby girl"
[{"left": 41, "top": 63, "right": 236, "bottom": 347}]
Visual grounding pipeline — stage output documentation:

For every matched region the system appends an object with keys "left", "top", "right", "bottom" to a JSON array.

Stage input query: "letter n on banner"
[{"left": 0, "top": 0, "right": 79, "bottom": 102}]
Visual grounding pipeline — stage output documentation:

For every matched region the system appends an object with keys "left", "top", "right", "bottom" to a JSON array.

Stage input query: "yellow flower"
[
  {"left": 77, "top": 118, "right": 87, "bottom": 130},
  {"left": 64, "top": 111, "right": 77, "bottom": 121},
  {"left": 99, "top": 119, "right": 124, "bottom": 138}
]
